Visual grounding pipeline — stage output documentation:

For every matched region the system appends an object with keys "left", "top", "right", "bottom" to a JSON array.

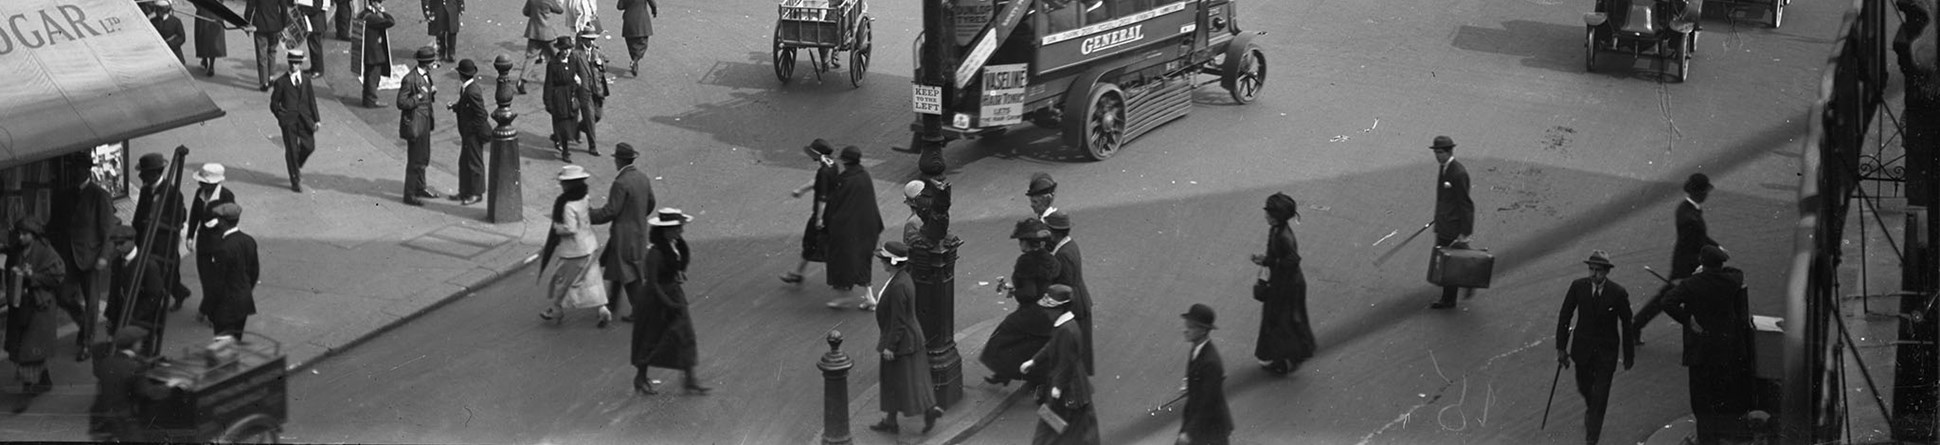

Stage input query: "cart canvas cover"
[{"left": 0, "top": 0, "right": 225, "bottom": 169}]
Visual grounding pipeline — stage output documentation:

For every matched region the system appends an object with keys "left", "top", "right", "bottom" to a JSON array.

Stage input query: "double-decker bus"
[{"left": 911, "top": 0, "right": 1265, "bottom": 161}]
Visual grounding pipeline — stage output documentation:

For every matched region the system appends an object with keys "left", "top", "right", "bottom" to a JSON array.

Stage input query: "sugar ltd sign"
[{"left": 0, "top": 3, "right": 128, "bottom": 55}]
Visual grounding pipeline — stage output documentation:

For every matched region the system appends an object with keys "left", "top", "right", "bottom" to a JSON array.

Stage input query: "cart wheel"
[
  {"left": 1770, "top": 0, "right": 1783, "bottom": 27},
  {"left": 215, "top": 413, "right": 280, "bottom": 444},
  {"left": 1222, "top": 43, "right": 1266, "bottom": 104},
  {"left": 850, "top": 17, "right": 872, "bottom": 88},
  {"left": 1078, "top": 83, "right": 1125, "bottom": 161},
  {"left": 773, "top": 34, "right": 796, "bottom": 84},
  {"left": 1676, "top": 32, "right": 1691, "bottom": 83},
  {"left": 1584, "top": 27, "right": 1597, "bottom": 72}
]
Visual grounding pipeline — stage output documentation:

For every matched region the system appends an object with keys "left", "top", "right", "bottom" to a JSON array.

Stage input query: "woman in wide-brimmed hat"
[
  {"left": 1251, "top": 192, "right": 1315, "bottom": 375},
  {"left": 781, "top": 139, "right": 839, "bottom": 285},
  {"left": 632, "top": 208, "right": 711, "bottom": 395},
  {"left": 5, "top": 217, "right": 67, "bottom": 396},
  {"left": 539, "top": 165, "right": 612, "bottom": 327}
]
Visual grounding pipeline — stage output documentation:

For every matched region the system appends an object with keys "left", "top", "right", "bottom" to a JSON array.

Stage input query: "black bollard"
[
  {"left": 819, "top": 330, "right": 854, "bottom": 445},
  {"left": 487, "top": 55, "right": 522, "bottom": 223}
]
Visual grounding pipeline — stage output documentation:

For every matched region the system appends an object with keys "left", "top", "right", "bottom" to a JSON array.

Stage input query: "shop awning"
[{"left": 0, "top": 0, "right": 226, "bottom": 169}]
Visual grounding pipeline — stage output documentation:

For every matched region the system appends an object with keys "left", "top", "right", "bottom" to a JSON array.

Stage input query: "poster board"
[
  {"left": 349, "top": 19, "right": 366, "bottom": 80},
  {"left": 91, "top": 142, "right": 130, "bottom": 199}
]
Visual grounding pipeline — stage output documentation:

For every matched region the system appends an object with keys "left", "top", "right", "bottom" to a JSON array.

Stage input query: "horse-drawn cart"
[
  {"left": 773, "top": 0, "right": 872, "bottom": 86},
  {"left": 136, "top": 332, "right": 289, "bottom": 443}
]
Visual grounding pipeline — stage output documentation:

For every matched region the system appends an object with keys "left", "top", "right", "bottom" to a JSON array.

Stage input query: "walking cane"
[
  {"left": 1145, "top": 392, "right": 1187, "bottom": 416},
  {"left": 1540, "top": 359, "right": 1563, "bottom": 430},
  {"left": 1373, "top": 221, "right": 1434, "bottom": 266}
]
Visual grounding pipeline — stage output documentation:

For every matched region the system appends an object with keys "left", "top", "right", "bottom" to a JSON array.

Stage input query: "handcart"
[
  {"left": 135, "top": 332, "right": 289, "bottom": 443},
  {"left": 1584, "top": 0, "right": 1700, "bottom": 82},
  {"left": 773, "top": 0, "right": 873, "bottom": 87},
  {"left": 1713, "top": 0, "right": 1787, "bottom": 27}
]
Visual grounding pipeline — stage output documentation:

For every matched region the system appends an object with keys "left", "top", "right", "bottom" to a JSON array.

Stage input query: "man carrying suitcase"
[{"left": 1427, "top": 135, "right": 1475, "bottom": 310}]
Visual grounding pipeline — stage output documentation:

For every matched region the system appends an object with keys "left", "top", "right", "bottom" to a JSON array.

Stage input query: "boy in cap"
[
  {"left": 103, "top": 224, "right": 169, "bottom": 345},
  {"left": 398, "top": 46, "right": 443, "bottom": 205},
  {"left": 450, "top": 59, "right": 491, "bottom": 205},
  {"left": 1426, "top": 135, "right": 1474, "bottom": 310},
  {"left": 131, "top": 153, "right": 193, "bottom": 311},
  {"left": 271, "top": 49, "right": 322, "bottom": 193},
  {"left": 1178, "top": 303, "right": 1232, "bottom": 445},
  {"left": 1555, "top": 250, "right": 1634, "bottom": 445},
  {"left": 205, "top": 203, "right": 260, "bottom": 340}
]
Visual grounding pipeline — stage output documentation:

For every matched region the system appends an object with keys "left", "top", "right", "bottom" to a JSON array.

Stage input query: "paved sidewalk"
[{"left": 0, "top": 37, "right": 559, "bottom": 438}]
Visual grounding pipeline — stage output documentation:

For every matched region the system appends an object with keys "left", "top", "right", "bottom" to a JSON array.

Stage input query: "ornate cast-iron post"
[
  {"left": 910, "top": 176, "right": 963, "bottom": 408},
  {"left": 488, "top": 55, "right": 523, "bottom": 223},
  {"left": 818, "top": 331, "right": 855, "bottom": 445}
]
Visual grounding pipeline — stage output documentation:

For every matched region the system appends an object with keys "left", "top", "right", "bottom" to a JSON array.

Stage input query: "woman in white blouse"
[{"left": 540, "top": 165, "right": 613, "bottom": 327}]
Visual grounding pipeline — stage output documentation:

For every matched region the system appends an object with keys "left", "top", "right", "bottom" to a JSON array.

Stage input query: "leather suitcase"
[{"left": 1427, "top": 246, "right": 1494, "bottom": 288}]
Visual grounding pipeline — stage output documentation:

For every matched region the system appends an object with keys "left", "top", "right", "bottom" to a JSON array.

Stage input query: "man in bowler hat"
[
  {"left": 590, "top": 143, "right": 655, "bottom": 322},
  {"left": 1633, "top": 173, "right": 1721, "bottom": 340},
  {"left": 358, "top": 0, "right": 396, "bottom": 108},
  {"left": 1026, "top": 172, "right": 1058, "bottom": 221},
  {"left": 131, "top": 153, "right": 192, "bottom": 311},
  {"left": 398, "top": 46, "right": 443, "bottom": 205},
  {"left": 1555, "top": 250, "right": 1635, "bottom": 445},
  {"left": 449, "top": 59, "right": 490, "bottom": 205},
  {"left": 271, "top": 49, "right": 321, "bottom": 193},
  {"left": 206, "top": 203, "right": 259, "bottom": 340},
  {"left": 1427, "top": 135, "right": 1475, "bottom": 310},
  {"left": 1177, "top": 304, "right": 1233, "bottom": 445}
]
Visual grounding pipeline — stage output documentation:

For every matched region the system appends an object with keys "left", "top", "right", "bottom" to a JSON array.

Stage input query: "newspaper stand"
[{"left": 137, "top": 332, "right": 289, "bottom": 443}]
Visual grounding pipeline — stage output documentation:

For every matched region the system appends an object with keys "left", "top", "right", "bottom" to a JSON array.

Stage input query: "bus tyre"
[
  {"left": 1222, "top": 43, "right": 1266, "bottom": 104},
  {"left": 1079, "top": 83, "right": 1126, "bottom": 161}
]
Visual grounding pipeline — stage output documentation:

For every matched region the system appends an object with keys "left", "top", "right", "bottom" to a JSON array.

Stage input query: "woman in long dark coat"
[
  {"left": 868, "top": 241, "right": 943, "bottom": 434},
  {"left": 821, "top": 146, "right": 883, "bottom": 310},
  {"left": 631, "top": 208, "right": 710, "bottom": 395},
  {"left": 193, "top": 0, "right": 228, "bottom": 76},
  {"left": 5, "top": 218, "right": 66, "bottom": 395},
  {"left": 1251, "top": 193, "right": 1316, "bottom": 375},
  {"left": 782, "top": 139, "right": 838, "bottom": 284},
  {"left": 979, "top": 219, "right": 1061, "bottom": 385}
]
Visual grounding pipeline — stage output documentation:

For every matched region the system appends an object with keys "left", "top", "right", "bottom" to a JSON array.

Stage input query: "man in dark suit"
[
  {"left": 131, "top": 154, "right": 193, "bottom": 314},
  {"left": 1661, "top": 246, "right": 1754, "bottom": 443},
  {"left": 1177, "top": 304, "right": 1232, "bottom": 445},
  {"left": 1427, "top": 135, "right": 1474, "bottom": 310},
  {"left": 102, "top": 226, "right": 168, "bottom": 346},
  {"left": 271, "top": 50, "right": 321, "bottom": 193},
  {"left": 206, "top": 203, "right": 260, "bottom": 340},
  {"left": 244, "top": 0, "right": 289, "bottom": 91},
  {"left": 187, "top": 164, "right": 237, "bottom": 320},
  {"left": 422, "top": 0, "right": 464, "bottom": 62},
  {"left": 1045, "top": 210, "right": 1094, "bottom": 375},
  {"left": 571, "top": 30, "right": 608, "bottom": 157},
  {"left": 333, "top": 0, "right": 355, "bottom": 39},
  {"left": 358, "top": 0, "right": 396, "bottom": 108},
  {"left": 150, "top": 1, "right": 186, "bottom": 64},
  {"left": 1556, "top": 250, "right": 1635, "bottom": 445},
  {"left": 53, "top": 161, "right": 116, "bottom": 360},
  {"left": 1022, "top": 287, "right": 1100, "bottom": 444},
  {"left": 448, "top": 59, "right": 489, "bottom": 205},
  {"left": 296, "top": 0, "right": 326, "bottom": 77},
  {"left": 1633, "top": 173, "right": 1719, "bottom": 339},
  {"left": 617, "top": 0, "right": 657, "bottom": 77},
  {"left": 517, "top": 0, "right": 564, "bottom": 94},
  {"left": 590, "top": 143, "right": 655, "bottom": 322},
  {"left": 397, "top": 46, "right": 442, "bottom": 205},
  {"left": 543, "top": 36, "right": 581, "bottom": 162}
]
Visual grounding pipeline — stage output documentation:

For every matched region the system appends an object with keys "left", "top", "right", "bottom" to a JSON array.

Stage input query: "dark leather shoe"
[
  {"left": 169, "top": 299, "right": 185, "bottom": 312},
  {"left": 364, "top": 101, "right": 387, "bottom": 108},
  {"left": 982, "top": 375, "right": 1009, "bottom": 386},
  {"left": 517, "top": 81, "right": 528, "bottom": 95},
  {"left": 923, "top": 406, "right": 943, "bottom": 433},
  {"left": 403, "top": 198, "right": 425, "bottom": 207},
  {"left": 867, "top": 419, "right": 897, "bottom": 433},
  {"left": 415, "top": 189, "right": 443, "bottom": 199},
  {"left": 1428, "top": 301, "right": 1456, "bottom": 310}
]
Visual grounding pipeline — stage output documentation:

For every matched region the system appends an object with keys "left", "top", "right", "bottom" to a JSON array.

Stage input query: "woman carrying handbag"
[
  {"left": 1250, "top": 192, "right": 1315, "bottom": 375},
  {"left": 539, "top": 165, "right": 613, "bottom": 327}
]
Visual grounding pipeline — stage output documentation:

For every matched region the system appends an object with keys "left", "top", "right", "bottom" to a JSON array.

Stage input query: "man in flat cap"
[
  {"left": 1634, "top": 173, "right": 1721, "bottom": 341},
  {"left": 244, "top": 0, "right": 289, "bottom": 91},
  {"left": 103, "top": 225, "right": 169, "bottom": 349},
  {"left": 206, "top": 203, "right": 260, "bottom": 340},
  {"left": 823, "top": 146, "right": 884, "bottom": 309},
  {"left": 1426, "top": 135, "right": 1475, "bottom": 310},
  {"left": 398, "top": 46, "right": 443, "bottom": 205},
  {"left": 590, "top": 143, "right": 654, "bottom": 321},
  {"left": 1661, "top": 245, "right": 1754, "bottom": 443},
  {"left": 1177, "top": 303, "right": 1232, "bottom": 445},
  {"left": 449, "top": 58, "right": 490, "bottom": 205},
  {"left": 51, "top": 158, "right": 116, "bottom": 360},
  {"left": 272, "top": 49, "right": 321, "bottom": 193},
  {"left": 1555, "top": 250, "right": 1634, "bottom": 445},
  {"left": 1026, "top": 172, "right": 1058, "bottom": 221},
  {"left": 545, "top": 36, "right": 584, "bottom": 161},
  {"left": 131, "top": 153, "right": 193, "bottom": 313},
  {"left": 358, "top": 0, "right": 397, "bottom": 108}
]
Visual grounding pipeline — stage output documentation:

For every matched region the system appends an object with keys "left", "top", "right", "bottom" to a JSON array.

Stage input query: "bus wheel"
[
  {"left": 215, "top": 414, "right": 281, "bottom": 444},
  {"left": 1079, "top": 83, "right": 1126, "bottom": 161},
  {"left": 1224, "top": 43, "right": 1266, "bottom": 104}
]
